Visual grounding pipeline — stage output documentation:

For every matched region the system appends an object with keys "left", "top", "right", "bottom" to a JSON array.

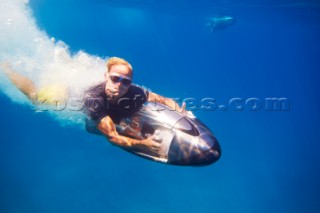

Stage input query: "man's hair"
[{"left": 106, "top": 57, "right": 133, "bottom": 74}]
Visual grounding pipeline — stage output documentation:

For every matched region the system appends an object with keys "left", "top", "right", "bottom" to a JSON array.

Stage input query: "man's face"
[{"left": 105, "top": 64, "right": 132, "bottom": 101}]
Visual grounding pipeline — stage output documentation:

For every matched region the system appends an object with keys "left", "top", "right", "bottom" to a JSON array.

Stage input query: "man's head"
[{"left": 105, "top": 57, "right": 133, "bottom": 101}]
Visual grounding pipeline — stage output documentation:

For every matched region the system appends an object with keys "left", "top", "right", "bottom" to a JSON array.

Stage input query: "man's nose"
[{"left": 112, "top": 82, "right": 121, "bottom": 87}]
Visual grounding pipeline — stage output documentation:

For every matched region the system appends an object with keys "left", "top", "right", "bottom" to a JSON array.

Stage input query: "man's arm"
[
  {"left": 148, "top": 91, "right": 181, "bottom": 111},
  {"left": 148, "top": 91, "right": 195, "bottom": 117},
  {"left": 0, "top": 62, "right": 37, "bottom": 102},
  {"left": 97, "top": 115, "right": 161, "bottom": 151}
]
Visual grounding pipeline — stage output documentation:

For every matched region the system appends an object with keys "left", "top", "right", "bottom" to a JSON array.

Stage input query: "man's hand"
[
  {"left": 140, "top": 134, "right": 162, "bottom": 153},
  {"left": 179, "top": 102, "right": 196, "bottom": 118}
]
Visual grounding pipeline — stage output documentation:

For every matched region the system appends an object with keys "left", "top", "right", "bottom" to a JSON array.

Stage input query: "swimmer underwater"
[{"left": 0, "top": 57, "right": 192, "bottom": 153}]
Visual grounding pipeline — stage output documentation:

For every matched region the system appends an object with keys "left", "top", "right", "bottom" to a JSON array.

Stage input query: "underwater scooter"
[{"left": 115, "top": 102, "right": 221, "bottom": 166}]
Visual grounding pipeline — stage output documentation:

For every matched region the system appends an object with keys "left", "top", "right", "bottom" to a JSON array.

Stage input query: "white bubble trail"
[{"left": 0, "top": 0, "right": 107, "bottom": 127}]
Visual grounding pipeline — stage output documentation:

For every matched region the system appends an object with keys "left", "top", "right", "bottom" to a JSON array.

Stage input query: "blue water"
[{"left": 1, "top": 0, "right": 320, "bottom": 212}]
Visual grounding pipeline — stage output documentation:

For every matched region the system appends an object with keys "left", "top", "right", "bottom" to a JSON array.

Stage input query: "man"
[
  {"left": 83, "top": 57, "right": 191, "bottom": 152},
  {"left": 1, "top": 57, "right": 189, "bottom": 152}
]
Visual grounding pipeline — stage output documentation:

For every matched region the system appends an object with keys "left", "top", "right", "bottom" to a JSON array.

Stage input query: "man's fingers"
[
  {"left": 149, "top": 132, "right": 162, "bottom": 143},
  {"left": 180, "top": 102, "right": 186, "bottom": 113},
  {"left": 152, "top": 136, "right": 162, "bottom": 143},
  {"left": 149, "top": 142, "right": 161, "bottom": 152}
]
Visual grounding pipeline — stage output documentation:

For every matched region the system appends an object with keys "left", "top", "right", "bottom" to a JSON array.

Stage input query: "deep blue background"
[{"left": 1, "top": 0, "right": 320, "bottom": 212}]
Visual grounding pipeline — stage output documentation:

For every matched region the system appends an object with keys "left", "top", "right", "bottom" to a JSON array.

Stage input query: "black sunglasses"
[{"left": 109, "top": 75, "right": 132, "bottom": 86}]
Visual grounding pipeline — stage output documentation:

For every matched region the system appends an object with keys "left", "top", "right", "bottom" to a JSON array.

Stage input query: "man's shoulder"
[
  {"left": 128, "top": 84, "right": 149, "bottom": 97},
  {"left": 85, "top": 82, "right": 105, "bottom": 96}
]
